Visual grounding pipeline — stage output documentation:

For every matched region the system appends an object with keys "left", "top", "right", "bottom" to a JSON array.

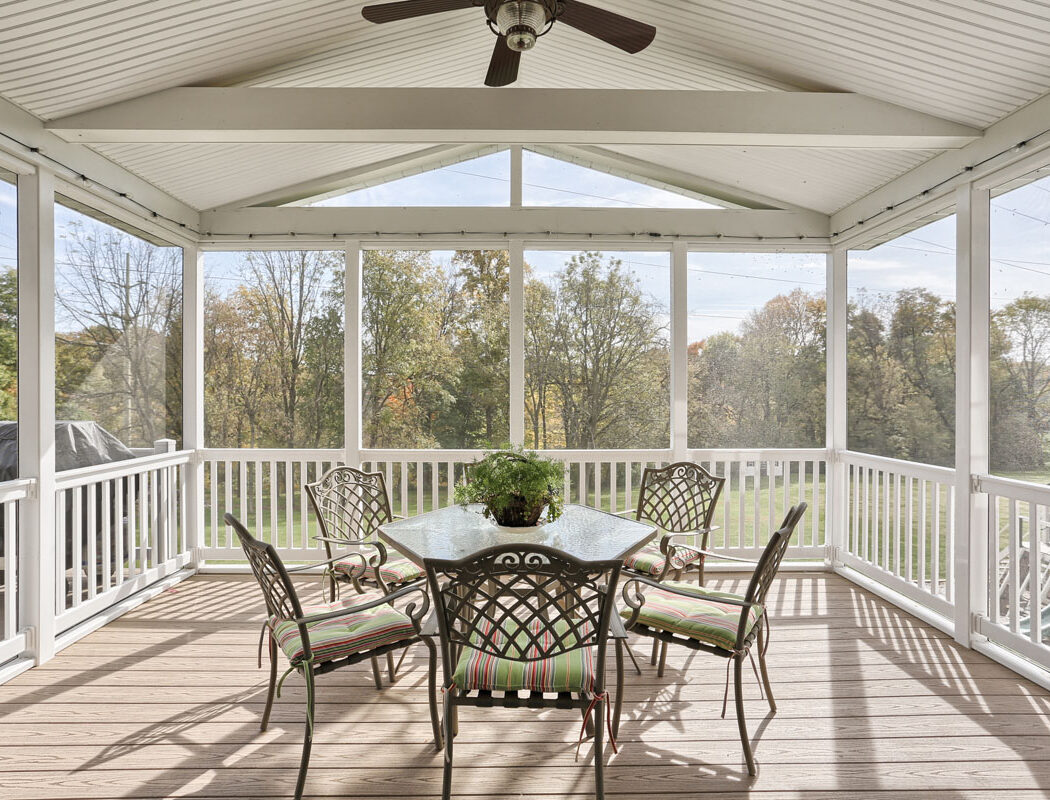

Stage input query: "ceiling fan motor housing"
[{"left": 492, "top": 0, "right": 557, "bottom": 51}]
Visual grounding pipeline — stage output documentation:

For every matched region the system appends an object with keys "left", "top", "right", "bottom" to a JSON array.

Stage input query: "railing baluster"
[
  {"left": 86, "top": 483, "right": 97, "bottom": 600},
  {"left": 3, "top": 501, "right": 15, "bottom": 638},
  {"left": 100, "top": 479, "right": 112, "bottom": 592},
  {"left": 932, "top": 482, "right": 941, "bottom": 598},
  {"left": 988, "top": 493, "right": 999, "bottom": 625},
  {"left": 1009, "top": 497, "right": 1020, "bottom": 634},
  {"left": 918, "top": 479, "right": 927, "bottom": 591},
  {"left": 1030, "top": 500, "right": 1042, "bottom": 646}
]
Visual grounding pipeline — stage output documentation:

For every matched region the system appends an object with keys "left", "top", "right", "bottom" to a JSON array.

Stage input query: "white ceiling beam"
[
  {"left": 212, "top": 144, "right": 498, "bottom": 210},
  {"left": 0, "top": 96, "right": 198, "bottom": 233},
  {"left": 199, "top": 206, "right": 829, "bottom": 242},
  {"left": 46, "top": 88, "right": 980, "bottom": 148},
  {"left": 831, "top": 89, "right": 1050, "bottom": 247}
]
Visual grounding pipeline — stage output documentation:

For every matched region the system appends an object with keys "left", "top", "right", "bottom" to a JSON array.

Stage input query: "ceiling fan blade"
[
  {"left": 361, "top": 0, "right": 476, "bottom": 24},
  {"left": 485, "top": 36, "right": 521, "bottom": 87},
  {"left": 558, "top": 0, "right": 656, "bottom": 54}
]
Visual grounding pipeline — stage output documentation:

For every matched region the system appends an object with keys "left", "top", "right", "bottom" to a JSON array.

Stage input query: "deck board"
[{"left": 1, "top": 572, "right": 1049, "bottom": 799}]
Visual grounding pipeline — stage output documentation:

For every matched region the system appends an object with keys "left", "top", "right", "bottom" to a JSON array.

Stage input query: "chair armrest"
[
  {"left": 285, "top": 552, "right": 368, "bottom": 573},
  {"left": 693, "top": 548, "right": 760, "bottom": 565},
  {"left": 297, "top": 581, "right": 430, "bottom": 626},
  {"left": 620, "top": 573, "right": 756, "bottom": 609}
]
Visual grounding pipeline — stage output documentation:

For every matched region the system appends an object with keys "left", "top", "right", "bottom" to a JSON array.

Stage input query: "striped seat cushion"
[
  {"left": 453, "top": 618, "right": 595, "bottom": 693},
  {"left": 623, "top": 543, "right": 702, "bottom": 576},
  {"left": 622, "top": 582, "right": 763, "bottom": 651},
  {"left": 271, "top": 594, "right": 416, "bottom": 666},
  {"left": 331, "top": 551, "right": 424, "bottom": 586},
  {"left": 379, "top": 555, "right": 424, "bottom": 586}
]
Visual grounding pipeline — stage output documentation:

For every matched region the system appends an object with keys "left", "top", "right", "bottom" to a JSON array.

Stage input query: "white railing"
[
  {"left": 0, "top": 479, "right": 33, "bottom": 665},
  {"left": 975, "top": 474, "right": 1050, "bottom": 670},
  {"left": 840, "top": 451, "right": 956, "bottom": 619},
  {"left": 202, "top": 447, "right": 828, "bottom": 562},
  {"left": 54, "top": 449, "right": 193, "bottom": 633}
]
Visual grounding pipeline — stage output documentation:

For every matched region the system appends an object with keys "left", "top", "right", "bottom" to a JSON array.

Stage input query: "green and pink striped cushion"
[
  {"left": 453, "top": 618, "right": 595, "bottom": 693},
  {"left": 621, "top": 582, "right": 763, "bottom": 651},
  {"left": 271, "top": 594, "right": 416, "bottom": 666},
  {"left": 332, "top": 552, "right": 424, "bottom": 586},
  {"left": 624, "top": 543, "right": 702, "bottom": 576},
  {"left": 378, "top": 556, "right": 424, "bottom": 585}
]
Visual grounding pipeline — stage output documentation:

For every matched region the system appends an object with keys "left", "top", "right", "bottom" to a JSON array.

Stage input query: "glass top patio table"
[{"left": 378, "top": 503, "right": 657, "bottom": 565}]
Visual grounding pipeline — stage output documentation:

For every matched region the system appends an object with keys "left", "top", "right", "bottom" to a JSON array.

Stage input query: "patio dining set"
[{"left": 226, "top": 461, "right": 807, "bottom": 800}]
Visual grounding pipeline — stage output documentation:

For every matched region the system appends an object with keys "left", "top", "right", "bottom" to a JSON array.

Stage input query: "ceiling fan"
[{"left": 360, "top": 0, "right": 657, "bottom": 87}]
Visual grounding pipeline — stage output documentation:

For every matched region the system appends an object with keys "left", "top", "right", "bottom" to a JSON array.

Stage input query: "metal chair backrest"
[
  {"left": 425, "top": 544, "right": 621, "bottom": 683},
  {"left": 226, "top": 512, "right": 306, "bottom": 635},
  {"left": 305, "top": 465, "right": 393, "bottom": 545},
  {"left": 744, "top": 502, "right": 807, "bottom": 610},
  {"left": 635, "top": 461, "right": 726, "bottom": 534}
]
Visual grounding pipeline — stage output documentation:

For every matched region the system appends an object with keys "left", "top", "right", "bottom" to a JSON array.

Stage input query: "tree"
[
  {"left": 55, "top": 220, "right": 181, "bottom": 447},
  {"left": 537, "top": 252, "right": 669, "bottom": 449}
]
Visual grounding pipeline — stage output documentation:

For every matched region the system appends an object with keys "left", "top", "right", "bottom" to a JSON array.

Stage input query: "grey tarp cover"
[{"left": 0, "top": 420, "right": 136, "bottom": 481}]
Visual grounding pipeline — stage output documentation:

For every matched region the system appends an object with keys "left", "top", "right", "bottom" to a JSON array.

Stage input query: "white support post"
[
  {"left": 18, "top": 169, "right": 57, "bottom": 664},
  {"left": 345, "top": 241, "right": 362, "bottom": 466},
  {"left": 510, "top": 146, "right": 523, "bottom": 208},
  {"left": 670, "top": 241, "right": 688, "bottom": 461},
  {"left": 954, "top": 184, "right": 991, "bottom": 647},
  {"left": 827, "top": 249, "right": 848, "bottom": 566},
  {"left": 182, "top": 245, "right": 204, "bottom": 569},
  {"left": 509, "top": 239, "right": 525, "bottom": 447}
]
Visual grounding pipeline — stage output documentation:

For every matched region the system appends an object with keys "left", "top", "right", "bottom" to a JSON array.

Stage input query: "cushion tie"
[
  {"left": 720, "top": 647, "right": 763, "bottom": 719},
  {"left": 575, "top": 691, "right": 619, "bottom": 761}
]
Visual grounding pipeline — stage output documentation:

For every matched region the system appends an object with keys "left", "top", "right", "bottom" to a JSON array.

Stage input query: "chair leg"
[
  {"left": 624, "top": 641, "right": 643, "bottom": 675},
  {"left": 261, "top": 632, "right": 278, "bottom": 732},
  {"left": 657, "top": 640, "right": 669, "bottom": 678},
  {"left": 758, "top": 624, "right": 776, "bottom": 713},
  {"left": 295, "top": 663, "right": 316, "bottom": 800},
  {"left": 650, "top": 638, "right": 659, "bottom": 665},
  {"left": 593, "top": 694, "right": 605, "bottom": 800},
  {"left": 386, "top": 650, "right": 397, "bottom": 683},
  {"left": 424, "top": 638, "right": 442, "bottom": 751},
  {"left": 734, "top": 654, "right": 756, "bottom": 776},
  {"left": 442, "top": 693, "right": 455, "bottom": 800},
  {"left": 369, "top": 655, "right": 383, "bottom": 689},
  {"left": 613, "top": 640, "right": 624, "bottom": 739}
]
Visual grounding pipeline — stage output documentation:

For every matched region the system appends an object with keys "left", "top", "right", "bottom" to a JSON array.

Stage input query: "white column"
[
  {"left": 182, "top": 245, "right": 204, "bottom": 567},
  {"left": 345, "top": 241, "right": 362, "bottom": 465},
  {"left": 670, "top": 241, "right": 688, "bottom": 460},
  {"left": 954, "top": 183, "right": 991, "bottom": 647},
  {"left": 827, "top": 249, "right": 848, "bottom": 566},
  {"left": 510, "top": 146, "right": 523, "bottom": 208},
  {"left": 509, "top": 239, "right": 525, "bottom": 447},
  {"left": 18, "top": 169, "right": 57, "bottom": 664}
]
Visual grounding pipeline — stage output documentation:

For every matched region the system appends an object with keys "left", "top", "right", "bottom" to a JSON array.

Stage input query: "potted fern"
[{"left": 454, "top": 447, "right": 564, "bottom": 527}]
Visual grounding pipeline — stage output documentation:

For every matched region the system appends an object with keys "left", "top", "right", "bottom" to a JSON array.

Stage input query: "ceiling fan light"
[{"left": 496, "top": 0, "right": 547, "bottom": 51}]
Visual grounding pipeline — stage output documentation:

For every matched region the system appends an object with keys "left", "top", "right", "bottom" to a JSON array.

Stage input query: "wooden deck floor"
[{"left": 1, "top": 572, "right": 1049, "bottom": 799}]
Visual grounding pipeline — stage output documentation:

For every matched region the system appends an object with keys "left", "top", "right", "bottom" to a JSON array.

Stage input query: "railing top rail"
[
  {"left": 839, "top": 449, "right": 955, "bottom": 482},
  {"left": 201, "top": 448, "right": 345, "bottom": 460},
  {"left": 0, "top": 477, "right": 33, "bottom": 504},
  {"left": 687, "top": 447, "right": 827, "bottom": 460},
  {"left": 56, "top": 450, "right": 192, "bottom": 490},
  {"left": 976, "top": 473, "right": 1050, "bottom": 505}
]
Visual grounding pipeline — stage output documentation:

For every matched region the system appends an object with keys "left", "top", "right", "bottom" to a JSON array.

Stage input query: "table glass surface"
[{"left": 379, "top": 503, "right": 656, "bottom": 565}]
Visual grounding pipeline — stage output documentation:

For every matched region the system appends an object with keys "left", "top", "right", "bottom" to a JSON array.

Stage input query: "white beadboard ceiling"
[{"left": 2, "top": 0, "right": 1050, "bottom": 212}]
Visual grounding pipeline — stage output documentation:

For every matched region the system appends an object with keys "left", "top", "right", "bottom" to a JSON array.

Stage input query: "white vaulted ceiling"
[{"left": 2, "top": 0, "right": 1050, "bottom": 213}]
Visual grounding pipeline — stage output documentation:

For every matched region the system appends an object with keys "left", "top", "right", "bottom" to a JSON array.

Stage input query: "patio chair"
[
  {"left": 620, "top": 502, "right": 807, "bottom": 777},
  {"left": 426, "top": 543, "right": 626, "bottom": 800},
  {"left": 305, "top": 465, "right": 425, "bottom": 599},
  {"left": 617, "top": 461, "right": 726, "bottom": 585},
  {"left": 226, "top": 512, "right": 440, "bottom": 800}
]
